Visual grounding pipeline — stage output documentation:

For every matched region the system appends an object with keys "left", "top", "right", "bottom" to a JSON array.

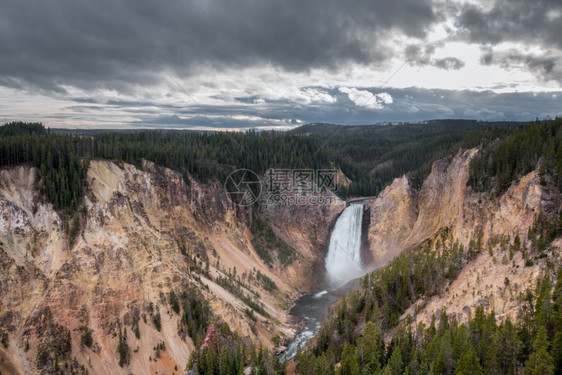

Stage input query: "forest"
[
  {"left": 468, "top": 117, "right": 562, "bottom": 194},
  {"left": 293, "top": 119, "right": 520, "bottom": 196},
  {"left": 0, "top": 122, "right": 338, "bottom": 213}
]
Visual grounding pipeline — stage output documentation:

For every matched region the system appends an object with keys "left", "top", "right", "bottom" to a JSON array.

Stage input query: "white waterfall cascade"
[{"left": 325, "top": 202, "right": 365, "bottom": 288}]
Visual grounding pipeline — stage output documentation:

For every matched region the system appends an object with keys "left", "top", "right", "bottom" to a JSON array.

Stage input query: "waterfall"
[
  {"left": 325, "top": 202, "right": 365, "bottom": 288},
  {"left": 280, "top": 202, "right": 366, "bottom": 361}
]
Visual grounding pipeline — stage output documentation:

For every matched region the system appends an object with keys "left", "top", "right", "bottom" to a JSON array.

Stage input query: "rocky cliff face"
[
  {"left": 366, "top": 148, "right": 562, "bottom": 326},
  {"left": 263, "top": 173, "right": 346, "bottom": 289},
  {"left": 0, "top": 161, "right": 337, "bottom": 375},
  {"left": 366, "top": 148, "right": 478, "bottom": 265},
  {"left": 365, "top": 175, "right": 417, "bottom": 266}
]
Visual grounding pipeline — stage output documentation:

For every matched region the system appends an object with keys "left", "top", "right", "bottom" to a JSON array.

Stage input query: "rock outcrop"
[{"left": 0, "top": 160, "right": 338, "bottom": 374}]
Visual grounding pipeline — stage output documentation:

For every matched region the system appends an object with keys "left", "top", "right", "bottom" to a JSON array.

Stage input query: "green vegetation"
[
  {"left": 2, "top": 118, "right": 561, "bottom": 374},
  {"left": 296, "top": 265, "right": 562, "bottom": 375},
  {"left": 256, "top": 270, "right": 278, "bottom": 292},
  {"left": 0, "top": 122, "right": 336, "bottom": 212},
  {"left": 169, "top": 290, "right": 180, "bottom": 314},
  {"left": 80, "top": 325, "right": 93, "bottom": 348},
  {"left": 0, "top": 125, "right": 89, "bottom": 212},
  {"left": 36, "top": 321, "right": 72, "bottom": 372},
  {"left": 468, "top": 117, "right": 562, "bottom": 194},
  {"left": 152, "top": 312, "right": 162, "bottom": 332},
  {"left": 133, "top": 317, "right": 141, "bottom": 339},
  {"left": 117, "top": 324, "right": 130, "bottom": 367},
  {"left": 0, "top": 119, "right": 526, "bottom": 216},
  {"left": 0, "top": 121, "right": 46, "bottom": 136},
  {"left": 293, "top": 208, "right": 561, "bottom": 374},
  {"left": 295, "top": 119, "right": 518, "bottom": 195},
  {"left": 176, "top": 287, "right": 212, "bottom": 345},
  {"left": 215, "top": 273, "right": 269, "bottom": 318},
  {"left": 250, "top": 213, "right": 298, "bottom": 267},
  {"left": 153, "top": 341, "right": 166, "bottom": 359},
  {"left": 187, "top": 321, "right": 284, "bottom": 375}
]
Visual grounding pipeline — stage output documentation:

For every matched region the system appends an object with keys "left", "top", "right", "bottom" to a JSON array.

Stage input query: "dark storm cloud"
[
  {"left": 0, "top": 0, "right": 436, "bottom": 92},
  {"left": 455, "top": 0, "right": 562, "bottom": 82},
  {"left": 456, "top": 0, "right": 562, "bottom": 47}
]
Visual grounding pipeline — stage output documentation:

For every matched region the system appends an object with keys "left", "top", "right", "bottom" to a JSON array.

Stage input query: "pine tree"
[
  {"left": 455, "top": 346, "right": 483, "bottom": 375},
  {"left": 339, "top": 344, "right": 360, "bottom": 375},
  {"left": 525, "top": 326, "right": 554, "bottom": 375},
  {"left": 552, "top": 268, "right": 562, "bottom": 375},
  {"left": 495, "top": 318, "right": 521, "bottom": 375},
  {"left": 359, "top": 322, "right": 385, "bottom": 372},
  {"left": 382, "top": 347, "right": 403, "bottom": 375}
]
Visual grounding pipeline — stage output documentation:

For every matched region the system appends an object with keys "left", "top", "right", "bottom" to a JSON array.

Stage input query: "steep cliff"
[
  {"left": 365, "top": 175, "right": 417, "bottom": 266},
  {"left": 0, "top": 161, "right": 335, "bottom": 374},
  {"left": 365, "top": 148, "right": 562, "bottom": 326}
]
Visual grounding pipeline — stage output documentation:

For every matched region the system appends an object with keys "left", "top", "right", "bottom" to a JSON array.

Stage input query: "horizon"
[{"left": 4, "top": 117, "right": 542, "bottom": 133}]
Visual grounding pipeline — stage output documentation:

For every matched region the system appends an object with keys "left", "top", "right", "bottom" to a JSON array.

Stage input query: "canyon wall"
[
  {"left": 0, "top": 160, "right": 338, "bottom": 375},
  {"left": 366, "top": 148, "right": 562, "bottom": 325}
]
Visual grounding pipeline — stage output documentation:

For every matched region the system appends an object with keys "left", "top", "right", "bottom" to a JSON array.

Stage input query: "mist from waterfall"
[{"left": 325, "top": 202, "right": 365, "bottom": 288}]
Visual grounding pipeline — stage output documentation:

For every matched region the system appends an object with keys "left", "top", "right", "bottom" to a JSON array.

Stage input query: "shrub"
[
  {"left": 80, "top": 326, "right": 93, "bottom": 348},
  {"left": 153, "top": 312, "right": 162, "bottom": 332}
]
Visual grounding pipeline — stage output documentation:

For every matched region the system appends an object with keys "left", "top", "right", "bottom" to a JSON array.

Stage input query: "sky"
[{"left": 0, "top": 0, "right": 561, "bottom": 129}]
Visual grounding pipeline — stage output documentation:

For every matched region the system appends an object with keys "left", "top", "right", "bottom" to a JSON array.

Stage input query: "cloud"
[
  {"left": 2, "top": 85, "right": 561, "bottom": 128},
  {"left": 449, "top": 0, "right": 562, "bottom": 83},
  {"left": 338, "top": 87, "right": 393, "bottom": 110},
  {"left": 433, "top": 57, "right": 465, "bottom": 70},
  {"left": 455, "top": 0, "right": 562, "bottom": 54},
  {"left": 0, "top": 0, "right": 437, "bottom": 93},
  {"left": 479, "top": 48, "right": 562, "bottom": 84},
  {"left": 405, "top": 44, "right": 464, "bottom": 70},
  {"left": 1, "top": 0, "right": 561, "bottom": 128}
]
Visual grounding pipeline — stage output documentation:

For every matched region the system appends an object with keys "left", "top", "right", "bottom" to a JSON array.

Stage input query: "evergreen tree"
[
  {"left": 339, "top": 344, "right": 360, "bottom": 375},
  {"left": 382, "top": 347, "right": 403, "bottom": 375},
  {"left": 455, "top": 346, "right": 483, "bottom": 375},
  {"left": 495, "top": 318, "right": 521, "bottom": 375},
  {"left": 359, "top": 322, "right": 385, "bottom": 372},
  {"left": 553, "top": 268, "right": 562, "bottom": 375},
  {"left": 525, "top": 326, "right": 554, "bottom": 375}
]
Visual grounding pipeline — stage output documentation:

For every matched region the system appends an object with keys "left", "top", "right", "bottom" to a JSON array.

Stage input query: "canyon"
[{"left": 0, "top": 146, "right": 560, "bottom": 374}]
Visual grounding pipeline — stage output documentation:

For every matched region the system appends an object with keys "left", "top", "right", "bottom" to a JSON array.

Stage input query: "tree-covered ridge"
[
  {"left": 0, "top": 119, "right": 529, "bottom": 214},
  {"left": 468, "top": 117, "right": 562, "bottom": 195},
  {"left": 2, "top": 118, "right": 553, "bottom": 212},
  {"left": 295, "top": 264, "right": 562, "bottom": 375},
  {"left": 294, "top": 119, "right": 518, "bottom": 196},
  {"left": 0, "top": 123, "right": 341, "bottom": 212},
  {"left": 0, "top": 121, "right": 46, "bottom": 136},
  {"left": 187, "top": 320, "right": 285, "bottom": 375},
  {"left": 0, "top": 130, "right": 89, "bottom": 212}
]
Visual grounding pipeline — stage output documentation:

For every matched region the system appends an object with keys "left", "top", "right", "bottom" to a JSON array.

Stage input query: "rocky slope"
[
  {"left": 365, "top": 148, "right": 562, "bottom": 326},
  {"left": 0, "top": 160, "right": 340, "bottom": 375}
]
